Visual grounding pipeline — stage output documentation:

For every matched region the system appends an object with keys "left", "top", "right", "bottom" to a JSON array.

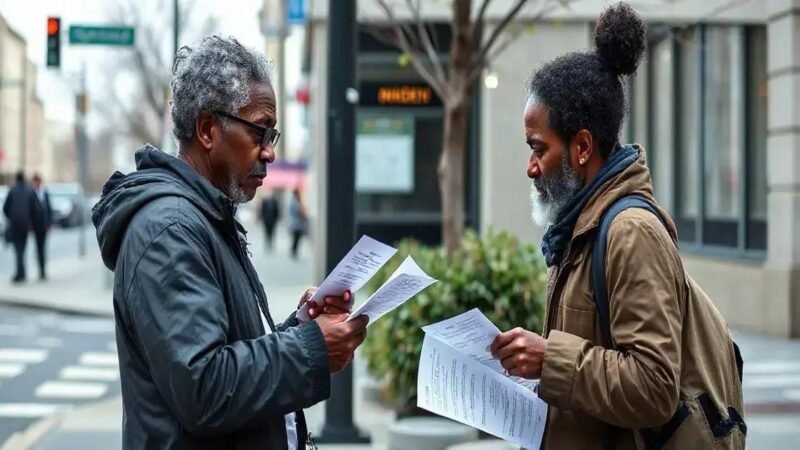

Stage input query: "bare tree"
[
  {"left": 373, "top": 0, "right": 568, "bottom": 255},
  {"left": 100, "top": 0, "right": 217, "bottom": 146}
]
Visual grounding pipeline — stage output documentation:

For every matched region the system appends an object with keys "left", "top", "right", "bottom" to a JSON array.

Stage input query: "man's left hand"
[
  {"left": 490, "top": 327, "right": 548, "bottom": 379},
  {"left": 298, "top": 288, "right": 353, "bottom": 322}
]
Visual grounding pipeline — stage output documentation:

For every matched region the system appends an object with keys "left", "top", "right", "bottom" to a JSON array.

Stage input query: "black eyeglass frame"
[{"left": 212, "top": 110, "right": 281, "bottom": 148}]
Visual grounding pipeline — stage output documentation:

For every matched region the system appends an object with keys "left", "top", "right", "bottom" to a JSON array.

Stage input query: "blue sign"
[{"left": 287, "top": 0, "right": 305, "bottom": 25}]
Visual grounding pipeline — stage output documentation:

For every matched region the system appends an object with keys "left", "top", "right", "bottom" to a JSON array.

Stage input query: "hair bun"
[{"left": 594, "top": 2, "right": 646, "bottom": 76}]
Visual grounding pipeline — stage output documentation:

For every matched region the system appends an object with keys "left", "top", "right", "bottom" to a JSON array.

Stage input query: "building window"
[
  {"left": 746, "top": 27, "right": 768, "bottom": 250},
  {"left": 652, "top": 35, "right": 674, "bottom": 212},
  {"left": 676, "top": 27, "right": 700, "bottom": 242},
  {"left": 702, "top": 26, "right": 744, "bottom": 247},
  {"left": 633, "top": 24, "right": 768, "bottom": 255}
]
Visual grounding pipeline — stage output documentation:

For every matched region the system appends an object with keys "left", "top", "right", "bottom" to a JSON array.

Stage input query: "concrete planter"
[{"left": 388, "top": 417, "right": 479, "bottom": 450}]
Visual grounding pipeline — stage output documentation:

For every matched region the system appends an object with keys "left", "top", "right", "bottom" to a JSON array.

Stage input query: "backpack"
[{"left": 591, "top": 194, "right": 745, "bottom": 449}]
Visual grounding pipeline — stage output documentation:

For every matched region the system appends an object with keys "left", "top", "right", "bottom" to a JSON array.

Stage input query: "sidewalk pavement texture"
[{"left": 2, "top": 221, "right": 800, "bottom": 448}]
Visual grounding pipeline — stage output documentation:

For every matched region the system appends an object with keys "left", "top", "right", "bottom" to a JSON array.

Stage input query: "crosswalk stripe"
[
  {"left": 744, "top": 374, "right": 800, "bottom": 389},
  {"left": 0, "top": 363, "right": 25, "bottom": 378},
  {"left": 785, "top": 389, "right": 800, "bottom": 402},
  {"left": 59, "top": 320, "right": 115, "bottom": 334},
  {"left": 0, "top": 403, "right": 71, "bottom": 418},
  {"left": 0, "top": 348, "right": 48, "bottom": 364},
  {"left": 0, "top": 324, "right": 28, "bottom": 336},
  {"left": 59, "top": 366, "right": 119, "bottom": 382},
  {"left": 35, "top": 381, "right": 108, "bottom": 399},
  {"left": 744, "top": 361, "right": 800, "bottom": 374},
  {"left": 78, "top": 352, "right": 118, "bottom": 367},
  {"left": 34, "top": 337, "right": 63, "bottom": 348}
]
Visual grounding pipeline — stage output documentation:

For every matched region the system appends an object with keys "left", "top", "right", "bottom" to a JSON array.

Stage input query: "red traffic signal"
[
  {"left": 47, "top": 17, "right": 60, "bottom": 36},
  {"left": 46, "top": 17, "right": 61, "bottom": 68}
]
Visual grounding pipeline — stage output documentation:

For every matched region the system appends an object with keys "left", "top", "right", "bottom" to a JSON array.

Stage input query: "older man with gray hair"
[{"left": 92, "top": 36, "right": 368, "bottom": 450}]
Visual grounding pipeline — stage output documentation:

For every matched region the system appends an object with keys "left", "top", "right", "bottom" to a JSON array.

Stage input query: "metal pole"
[
  {"left": 316, "top": 0, "right": 368, "bottom": 443},
  {"left": 277, "top": 0, "right": 287, "bottom": 144},
  {"left": 174, "top": 0, "right": 180, "bottom": 61},
  {"left": 76, "top": 62, "right": 88, "bottom": 258}
]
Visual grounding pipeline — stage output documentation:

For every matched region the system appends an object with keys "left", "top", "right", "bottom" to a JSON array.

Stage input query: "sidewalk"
[
  {"left": 0, "top": 234, "right": 112, "bottom": 317},
  {"left": 0, "top": 222, "right": 312, "bottom": 319}
]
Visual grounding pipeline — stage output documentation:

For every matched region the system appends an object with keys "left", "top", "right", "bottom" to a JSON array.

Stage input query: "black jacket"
[
  {"left": 3, "top": 181, "right": 37, "bottom": 240},
  {"left": 92, "top": 145, "right": 330, "bottom": 450},
  {"left": 32, "top": 189, "right": 53, "bottom": 234}
]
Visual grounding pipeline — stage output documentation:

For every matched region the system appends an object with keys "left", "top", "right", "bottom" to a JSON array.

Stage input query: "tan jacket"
[{"left": 538, "top": 147, "right": 745, "bottom": 450}]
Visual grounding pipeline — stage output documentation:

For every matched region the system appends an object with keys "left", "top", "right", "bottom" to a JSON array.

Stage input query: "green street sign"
[{"left": 69, "top": 25, "right": 135, "bottom": 46}]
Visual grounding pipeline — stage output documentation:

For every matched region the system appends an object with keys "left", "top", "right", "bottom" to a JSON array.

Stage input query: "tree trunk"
[
  {"left": 439, "top": 98, "right": 470, "bottom": 256},
  {"left": 439, "top": 0, "right": 473, "bottom": 257}
]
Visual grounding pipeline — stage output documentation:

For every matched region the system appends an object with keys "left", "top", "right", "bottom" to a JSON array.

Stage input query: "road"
[{"left": 0, "top": 304, "right": 119, "bottom": 444}]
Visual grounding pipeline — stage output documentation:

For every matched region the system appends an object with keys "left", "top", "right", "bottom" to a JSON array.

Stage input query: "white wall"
[{"left": 479, "top": 22, "right": 590, "bottom": 245}]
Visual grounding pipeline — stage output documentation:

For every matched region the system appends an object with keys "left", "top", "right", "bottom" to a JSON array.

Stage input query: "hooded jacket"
[
  {"left": 93, "top": 145, "right": 329, "bottom": 450},
  {"left": 538, "top": 146, "right": 745, "bottom": 450}
]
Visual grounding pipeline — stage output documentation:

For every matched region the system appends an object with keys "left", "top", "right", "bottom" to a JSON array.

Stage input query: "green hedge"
[{"left": 360, "top": 229, "right": 547, "bottom": 413}]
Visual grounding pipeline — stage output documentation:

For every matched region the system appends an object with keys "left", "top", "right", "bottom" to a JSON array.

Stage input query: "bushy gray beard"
[
  {"left": 225, "top": 159, "right": 267, "bottom": 205},
  {"left": 529, "top": 148, "right": 582, "bottom": 226}
]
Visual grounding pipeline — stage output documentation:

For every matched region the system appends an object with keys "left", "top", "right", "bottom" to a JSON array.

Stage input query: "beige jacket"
[{"left": 538, "top": 147, "right": 746, "bottom": 450}]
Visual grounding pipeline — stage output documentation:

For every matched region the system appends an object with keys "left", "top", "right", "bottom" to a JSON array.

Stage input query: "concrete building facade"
[
  {"left": 0, "top": 13, "right": 50, "bottom": 184},
  {"left": 304, "top": 0, "right": 800, "bottom": 337}
]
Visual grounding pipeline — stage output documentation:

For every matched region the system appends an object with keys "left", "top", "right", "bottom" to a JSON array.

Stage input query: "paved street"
[{"left": 0, "top": 304, "right": 119, "bottom": 445}]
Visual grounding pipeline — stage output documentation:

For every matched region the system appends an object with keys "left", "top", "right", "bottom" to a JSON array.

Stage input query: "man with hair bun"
[
  {"left": 92, "top": 36, "right": 368, "bottom": 449},
  {"left": 490, "top": 3, "right": 746, "bottom": 449}
]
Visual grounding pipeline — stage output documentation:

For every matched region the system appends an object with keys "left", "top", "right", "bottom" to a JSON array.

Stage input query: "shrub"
[{"left": 360, "top": 229, "right": 547, "bottom": 414}]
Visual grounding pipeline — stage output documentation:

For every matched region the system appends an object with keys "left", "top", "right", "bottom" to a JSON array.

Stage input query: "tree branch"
[
  {"left": 472, "top": 0, "right": 493, "bottom": 45},
  {"left": 375, "top": 0, "right": 447, "bottom": 99},
  {"left": 405, "top": 0, "right": 447, "bottom": 83},
  {"left": 473, "top": 0, "right": 529, "bottom": 72}
]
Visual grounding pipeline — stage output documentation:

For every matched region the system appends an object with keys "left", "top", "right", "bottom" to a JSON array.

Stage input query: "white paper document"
[
  {"left": 418, "top": 310, "right": 548, "bottom": 449},
  {"left": 297, "top": 235, "right": 397, "bottom": 321},
  {"left": 422, "top": 309, "right": 539, "bottom": 391},
  {"left": 348, "top": 256, "right": 437, "bottom": 325}
]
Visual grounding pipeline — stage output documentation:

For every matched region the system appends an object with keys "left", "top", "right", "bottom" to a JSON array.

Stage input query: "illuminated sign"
[
  {"left": 360, "top": 82, "right": 442, "bottom": 107},
  {"left": 377, "top": 85, "right": 432, "bottom": 105}
]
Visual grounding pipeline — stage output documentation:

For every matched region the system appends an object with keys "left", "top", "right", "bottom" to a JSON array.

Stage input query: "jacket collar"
[{"left": 572, "top": 145, "right": 678, "bottom": 242}]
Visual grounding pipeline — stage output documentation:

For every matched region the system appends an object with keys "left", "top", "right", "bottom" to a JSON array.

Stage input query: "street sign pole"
[
  {"left": 76, "top": 62, "right": 88, "bottom": 258},
  {"left": 316, "top": 0, "right": 368, "bottom": 443},
  {"left": 65, "top": 24, "right": 135, "bottom": 258}
]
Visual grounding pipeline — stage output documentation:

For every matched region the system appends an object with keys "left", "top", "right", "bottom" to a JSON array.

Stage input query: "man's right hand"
[{"left": 315, "top": 313, "right": 368, "bottom": 373}]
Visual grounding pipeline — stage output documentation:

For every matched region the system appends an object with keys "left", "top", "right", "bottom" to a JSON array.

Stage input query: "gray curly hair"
[{"left": 170, "top": 35, "right": 273, "bottom": 143}]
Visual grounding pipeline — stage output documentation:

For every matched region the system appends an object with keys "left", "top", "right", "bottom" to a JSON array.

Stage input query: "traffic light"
[{"left": 46, "top": 17, "right": 60, "bottom": 68}]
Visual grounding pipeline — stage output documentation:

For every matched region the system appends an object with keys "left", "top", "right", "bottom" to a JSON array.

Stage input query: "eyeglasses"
[{"left": 213, "top": 110, "right": 281, "bottom": 149}]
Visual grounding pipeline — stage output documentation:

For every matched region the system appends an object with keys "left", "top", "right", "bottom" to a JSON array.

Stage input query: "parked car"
[{"left": 48, "top": 183, "right": 88, "bottom": 228}]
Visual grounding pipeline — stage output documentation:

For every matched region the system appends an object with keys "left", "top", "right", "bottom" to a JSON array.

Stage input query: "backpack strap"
[{"left": 591, "top": 194, "right": 666, "bottom": 348}]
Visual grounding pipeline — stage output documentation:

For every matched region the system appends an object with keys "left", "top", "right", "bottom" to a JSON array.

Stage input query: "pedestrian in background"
[
  {"left": 490, "top": 3, "right": 745, "bottom": 449},
  {"left": 31, "top": 173, "right": 53, "bottom": 280},
  {"left": 260, "top": 190, "right": 280, "bottom": 251},
  {"left": 92, "top": 35, "right": 366, "bottom": 450},
  {"left": 2, "top": 171, "right": 37, "bottom": 284},
  {"left": 288, "top": 187, "right": 307, "bottom": 259}
]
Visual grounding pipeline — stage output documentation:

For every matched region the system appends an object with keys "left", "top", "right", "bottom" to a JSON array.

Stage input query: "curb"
[
  {"left": 1, "top": 414, "right": 63, "bottom": 450},
  {"left": 0, "top": 296, "right": 112, "bottom": 318}
]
